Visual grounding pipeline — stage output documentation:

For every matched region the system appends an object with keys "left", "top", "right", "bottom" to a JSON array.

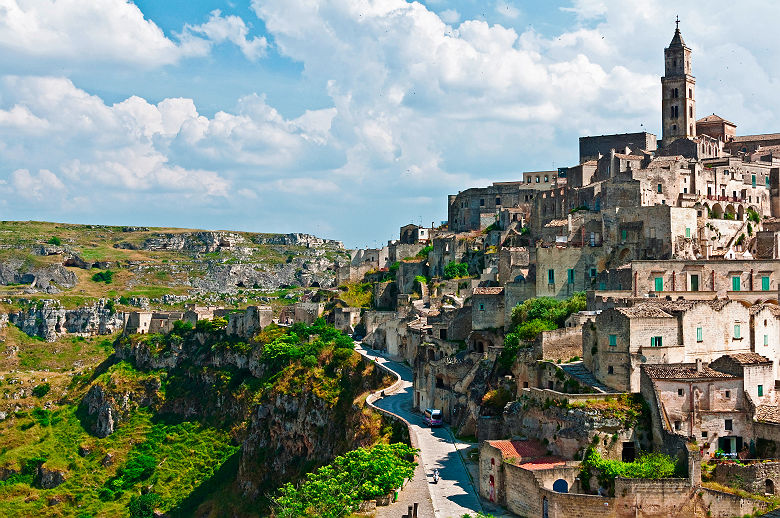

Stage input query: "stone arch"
[
  {"left": 725, "top": 204, "right": 736, "bottom": 218},
  {"left": 619, "top": 248, "right": 631, "bottom": 262},
  {"left": 476, "top": 341, "right": 484, "bottom": 353},
  {"left": 767, "top": 479, "right": 775, "bottom": 495},
  {"left": 428, "top": 348, "right": 436, "bottom": 361},
  {"left": 553, "top": 479, "right": 569, "bottom": 493},
  {"left": 711, "top": 203, "right": 723, "bottom": 218},
  {"left": 310, "top": 281, "right": 320, "bottom": 288},
  {"left": 435, "top": 375, "right": 445, "bottom": 388},
  {"left": 737, "top": 205, "right": 745, "bottom": 221}
]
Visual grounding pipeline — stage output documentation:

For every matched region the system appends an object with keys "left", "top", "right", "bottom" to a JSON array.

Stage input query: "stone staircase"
[{"left": 559, "top": 361, "right": 618, "bottom": 393}]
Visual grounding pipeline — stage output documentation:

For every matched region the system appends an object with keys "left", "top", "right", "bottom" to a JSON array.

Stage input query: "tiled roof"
[
  {"left": 486, "top": 440, "right": 547, "bottom": 462},
  {"left": 473, "top": 287, "right": 504, "bottom": 296},
  {"left": 732, "top": 133, "right": 780, "bottom": 143},
  {"left": 750, "top": 303, "right": 780, "bottom": 316},
  {"left": 756, "top": 405, "right": 780, "bottom": 424},
  {"left": 615, "top": 305, "right": 673, "bottom": 318},
  {"left": 697, "top": 114, "right": 736, "bottom": 126},
  {"left": 519, "top": 456, "right": 567, "bottom": 471},
  {"left": 643, "top": 363, "right": 737, "bottom": 380},
  {"left": 614, "top": 153, "right": 644, "bottom": 160},
  {"left": 721, "top": 353, "right": 772, "bottom": 365},
  {"left": 545, "top": 219, "right": 568, "bottom": 227}
]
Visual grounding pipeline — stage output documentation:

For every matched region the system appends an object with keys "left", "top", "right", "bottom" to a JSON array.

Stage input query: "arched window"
[
  {"left": 689, "top": 88, "right": 692, "bottom": 97},
  {"left": 690, "top": 106, "right": 693, "bottom": 118}
]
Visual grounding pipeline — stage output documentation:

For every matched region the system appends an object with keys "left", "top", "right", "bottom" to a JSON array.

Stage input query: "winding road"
[{"left": 357, "top": 343, "right": 484, "bottom": 518}]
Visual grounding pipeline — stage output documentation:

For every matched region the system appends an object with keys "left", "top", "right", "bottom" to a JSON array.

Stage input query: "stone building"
[
  {"left": 641, "top": 353, "right": 774, "bottom": 457},
  {"left": 333, "top": 306, "right": 361, "bottom": 333},
  {"left": 584, "top": 299, "right": 761, "bottom": 392},
  {"left": 293, "top": 302, "right": 324, "bottom": 325},
  {"left": 471, "top": 287, "right": 504, "bottom": 330}
]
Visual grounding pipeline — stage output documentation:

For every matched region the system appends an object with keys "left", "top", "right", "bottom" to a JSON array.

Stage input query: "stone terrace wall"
[
  {"left": 714, "top": 460, "right": 780, "bottom": 495},
  {"left": 539, "top": 326, "right": 583, "bottom": 362}
]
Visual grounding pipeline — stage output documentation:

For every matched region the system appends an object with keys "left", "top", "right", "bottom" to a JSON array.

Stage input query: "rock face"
[
  {"left": 116, "top": 231, "right": 247, "bottom": 253},
  {"left": 253, "top": 233, "right": 344, "bottom": 249},
  {"left": 0, "top": 259, "right": 76, "bottom": 292},
  {"left": 192, "top": 256, "right": 339, "bottom": 293},
  {"left": 82, "top": 377, "right": 161, "bottom": 438},
  {"left": 8, "top": 300, "right": 125, "bottom": 341},
  {"left": 38, "top": 466, "right": 66, "bottom": 489},
  {"left": 237, "top": 367, "right": 386, "bottom": 498}
]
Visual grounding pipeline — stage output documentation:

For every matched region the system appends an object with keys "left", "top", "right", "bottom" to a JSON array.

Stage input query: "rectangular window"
[
  {"left": 725, "top": 390, "right": 731, "bottom": 399},
  {"left": 678, "top": 388, "right": 684, "bottom": 397},
  {"left": 657, "top": 183, "right": 662, "bottom": 193},
  {"left": 725, "top": 419, "right": 733, "bottom": 431},
  {"left": 480, "top": 198, "right": 485, "bottom": 206},
  {"left": 752, "top": 174, "right": 757, "bottom": 187},
  {"left": 650, "top": 336, "right": 662, "bottom": 347},
  {"left": 696, "top": 327, "right": 703, "bottom": 342},
  {"left": 758, "top": 385, "right": 764, "bottom": 397},
  {"left": 548, "top": 269, "right": 555, "bottom": 284},
  {"left": 690, "top": 274, "right": 699, "bottom": 292},
  {"left": 609, "top": 335, "right": 617, "bottom": 347},
  {"left": 495, "top": 197, "right": 501, "bottom": 205},
  {"left": 567, "top": 268, "right": 575, "bottom": 284},
  {"left": 765, "top": 334, "right": 769, "bottom": 346},
  {"left": 734, "top": 324, "right": 741, "bottom": 339},
  {"left": 767, "top": 176, "right": 771, "bottom": 188},
  {"left": 762, "top": 276, "right": 770, "bottom": 291},
  {"left": 535, "top": 176, "right": 540, "bottom": 183},
  {"left": 607, "top": 366, "right": 614, "bottom": 374},
  {"left": 685, "top": 227, "right": 691, "bottom": 238},
  {"left": 621, "top": 229, "right": 627, "bottom": 242},
  {"left": 590, "top": 267, "right": 598, "bottom": 278},
  {"left": 702, "top": 431, "right": 708, "bottom": 438},
  {"left": 732, "top": 276, "right": 741, "bottom": 291},
  {"left": 479, "top": 303, "right": 485, "bottom": 311},
  {"left": 654, "top": 276, "right": 663, "bottom": 292}
]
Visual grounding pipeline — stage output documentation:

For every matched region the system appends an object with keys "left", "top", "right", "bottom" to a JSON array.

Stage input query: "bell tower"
[{"left": 661, "top": 18, "right": 696, "bottom": 147}]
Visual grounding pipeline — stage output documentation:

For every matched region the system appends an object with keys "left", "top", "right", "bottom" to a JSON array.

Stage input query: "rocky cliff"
[
  {"left": 8, "top": 300, "right": 125, "bottom": 341},
  {"left": 81, "top": 322, "right": 391, "bottom": 502}
]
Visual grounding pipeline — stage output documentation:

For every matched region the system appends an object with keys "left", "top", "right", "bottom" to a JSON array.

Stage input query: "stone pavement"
[{"left": 358, "top": 344, "right": 484, "bottom": 518}]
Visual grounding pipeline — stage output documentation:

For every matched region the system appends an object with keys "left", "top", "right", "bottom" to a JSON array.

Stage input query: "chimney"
[{"left": 696, "top": 358, "right": 703, "bottom": 373}]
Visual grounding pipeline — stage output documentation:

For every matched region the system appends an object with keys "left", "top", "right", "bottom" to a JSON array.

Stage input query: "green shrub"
[
  {"left": 128, "top": 492, "right": 160, "bottom": 518},
  {"left": 274, "top": 443, "right": 417, "bottom": 518},
  {"left": 415, "top": 245, "right": 433, "bottom": 259},
  {"left": 443, "top": 261, "right": 469, "bottom": 279},
  {"left": 32, "top": 382, "right": 51, "bottom": 398},
  {"left": 47, "top": 236, "right": 62, "bottom": 246},
  {"left": 580, "top": 448, "right": 678, "bottom": 496},
  {"left": 91, "top": 270, "right": 114, "bottom": 284}
]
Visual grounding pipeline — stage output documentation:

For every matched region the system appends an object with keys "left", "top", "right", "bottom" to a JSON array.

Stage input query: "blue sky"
[{"left": 1, "top": 0, "right": 779, "bottom": 248}]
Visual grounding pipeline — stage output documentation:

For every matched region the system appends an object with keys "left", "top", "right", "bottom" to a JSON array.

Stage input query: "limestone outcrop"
[
  {"left": 8, "top": 300, "right": 125, "bottom": 341},
  {"left": 0, "top": 259, "right": 76, "bottom": 293}
]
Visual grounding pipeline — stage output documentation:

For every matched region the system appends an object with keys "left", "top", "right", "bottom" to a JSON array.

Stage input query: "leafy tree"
[
  {"left": 47, "top": 236, "right": 62, "bottom": 246},
  {"left": 415, "top": 245, "right": 433, "bottom": 259},
  {"left": 273, "top": 443, "right": 417, "bottom": 518},
  {"left": 443, "top": 261, "right": 469, "bottom": 279},
  {"left": 128, "top": 492, "right": 160, "bottom": 518}
]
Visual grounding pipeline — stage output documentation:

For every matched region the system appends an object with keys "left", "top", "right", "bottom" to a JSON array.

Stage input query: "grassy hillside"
[
  {"left": 0, "top": 220, "right": 349, "bottom": 310},
  {"left": 0, "top": 321, "right": 397, "bottom": 518}
]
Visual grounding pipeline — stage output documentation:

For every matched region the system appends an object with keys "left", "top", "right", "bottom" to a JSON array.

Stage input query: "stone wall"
[
  {"left": 713, "top": 460, "right": 780, "bottom": 495},
  {"left": 539, "top": 327, "right": 582, "bottom": 362}
]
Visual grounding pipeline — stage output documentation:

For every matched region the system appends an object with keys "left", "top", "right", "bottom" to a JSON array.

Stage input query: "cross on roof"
[{"left": 676, "top": 16, "right": 680, "bottom": 30}]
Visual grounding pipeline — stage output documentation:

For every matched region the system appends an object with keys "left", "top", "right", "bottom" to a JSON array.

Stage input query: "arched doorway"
[
  {"left": 542, "top": 496, "right": 549, "bottom": 518},
  {"left": 553, "top": 479, "right": 569, "bottom": 493},
  {"left": 737, "top": 205, "right": 745, "bottom": 221},
  {"left": 767, "top": 479, "right": 775, "bottom": 495},
  {"left": 711, "top": 203, "right": 723, "bottom": 218}
]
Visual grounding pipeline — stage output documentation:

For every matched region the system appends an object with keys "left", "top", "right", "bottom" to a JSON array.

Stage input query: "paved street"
[{"left": 357, "top": 344, "right": 484, "bottom": 518}]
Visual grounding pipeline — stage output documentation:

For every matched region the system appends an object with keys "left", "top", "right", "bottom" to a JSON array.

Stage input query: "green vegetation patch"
[
  {"left": 273, "top": 443, "right": 417, "bottom": 518},
  {"left": 498, "top": 293, "right": 586, "bottom": 369},
  {"left": 579, "top": 447, "right": 679, "bottom": 496},
  {"left": 91, "top": 270, "right": 114, "bottom": 284},
  {"left": 443, "top": 261, "right": 469, "bottom": 279}
]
